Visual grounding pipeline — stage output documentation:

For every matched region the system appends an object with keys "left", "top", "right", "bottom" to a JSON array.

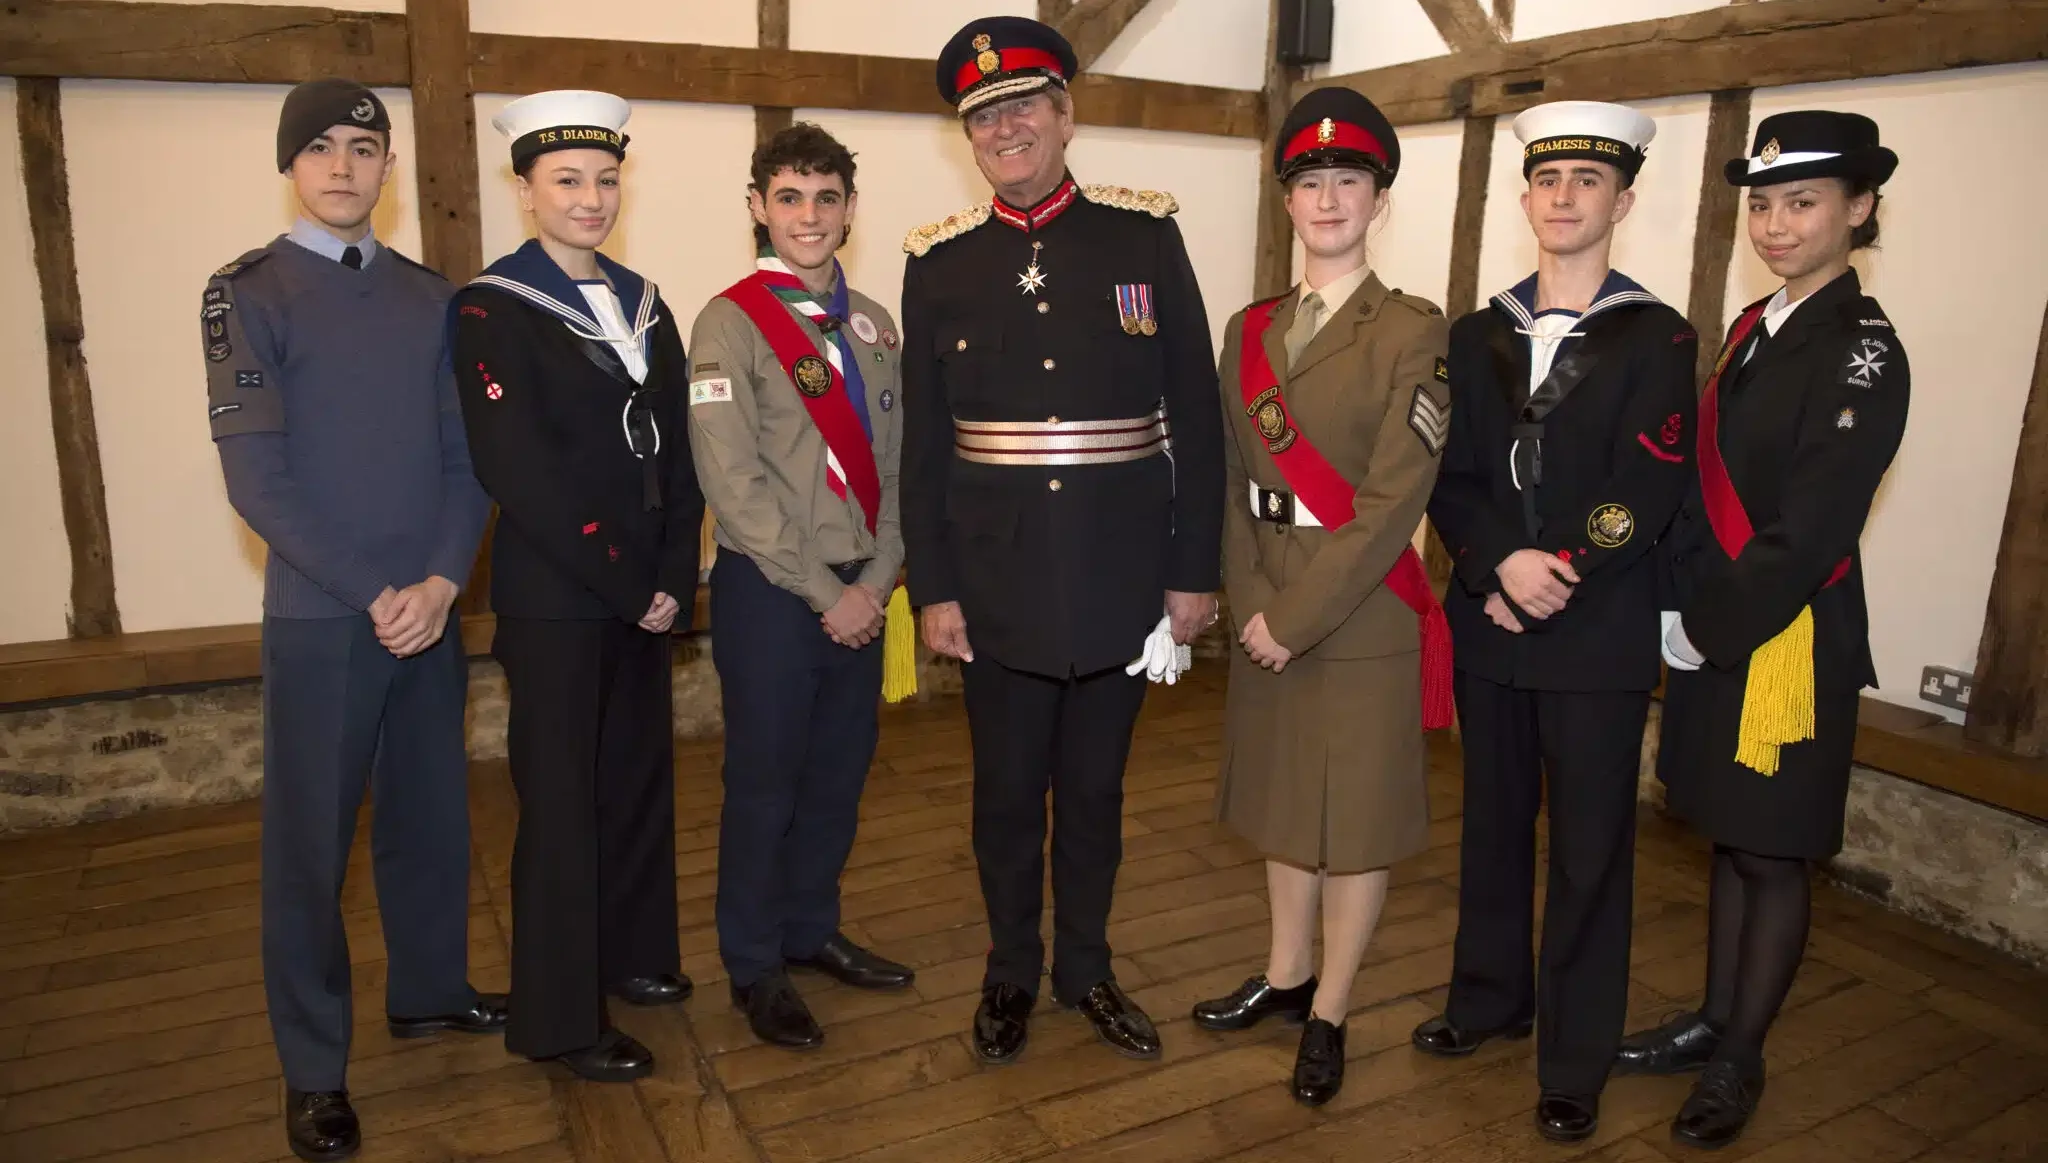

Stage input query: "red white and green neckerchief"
[{"left": 751, "top": 248, "right": 875, "bottom": 485}]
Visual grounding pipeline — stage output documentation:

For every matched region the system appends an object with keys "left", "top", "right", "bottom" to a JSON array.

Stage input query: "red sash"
[
  {"left": 720, "top": 275, "right": 880, "bottom": 534},
  {"left": 1239, "top": 298, "right": 1454, "bottom": 730},
  {"left": 1698, "top": 302, "right": 1850, "bottom": 587}
]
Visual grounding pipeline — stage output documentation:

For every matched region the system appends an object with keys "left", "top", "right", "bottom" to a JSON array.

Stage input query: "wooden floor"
[{"left": 2, "top": 672, "right": 2043, "bottom": 1163}]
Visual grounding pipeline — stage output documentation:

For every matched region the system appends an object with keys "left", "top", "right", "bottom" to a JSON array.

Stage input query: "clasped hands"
[
  {"left": 820, "top": 583, "right": 889, "bottom": 649},
  {"left": 368, "top": 576, "right": 460, "bottom": 658},
  {"left": 1483, "top": 548, "right": 1582, "bottom": 635},
  {"left": 919, "top": 590, "right": 1218, "bottom": 667}
]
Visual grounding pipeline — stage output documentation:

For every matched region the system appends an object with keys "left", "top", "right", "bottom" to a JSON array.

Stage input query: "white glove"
[
  {"left": 1126, "top": 614, "right": 1192, "bottom": 684},
  {"left": 1661, "top": 610, "right": 1704, "bottom": 672}
]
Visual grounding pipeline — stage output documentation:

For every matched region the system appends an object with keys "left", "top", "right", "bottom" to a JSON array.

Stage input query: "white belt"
[
  {"left": 1249, "top": 481, "right": 1323, "bottom": 528},
  {"left": 954, "top": 410, "right": 1171, "bottom": 466}
]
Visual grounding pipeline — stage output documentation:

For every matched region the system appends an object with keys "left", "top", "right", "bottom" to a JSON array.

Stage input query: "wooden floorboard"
[{"left": 0, "top": 672, "right": 2041, "bottom": 1162}]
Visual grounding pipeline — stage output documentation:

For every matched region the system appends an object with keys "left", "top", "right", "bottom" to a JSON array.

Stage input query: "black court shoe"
[
  {"left": 1193, "top": 974, "right": 1318, "bottom": 1032},
  {"left": 1410, "top": 1013, "right": 1535, "bottom": 1057},
  {"left": 1536, "top": 1090, "right": 1599, "bottom": 1143},
  {"left": 973, "top": 982, "right": 1036, "bottom": 1064},
  {"left": 550, "top": 1027, "right": 656, "bottom": 1083},
  {"left": 1291, "top": 1018, "right": 1346, "bottom": 1106},
  {"left": 1616, "top": 1010, "right": 1722, "bottom": 1075},
  {"left": 788, "top": 933, "right": 915, "bottom": 991},
  {"left": 1672, "top": 1058, "right": 1765, "bottom": 1150},
  {"left": 732, "top": 973, "right": 825, "bottom": 1050},
  {"left": 1058, "top": 980, "right": 1161, "bottom": 1060},
  {"left": 611, "top": 974, "right": 694, "bottom": 1007},
  {"left": 386, "top": 992, "right": 510, "bottom": 1039},
  {"left": 285, "top": 1089, "right": 360, "bottom": 1162}
]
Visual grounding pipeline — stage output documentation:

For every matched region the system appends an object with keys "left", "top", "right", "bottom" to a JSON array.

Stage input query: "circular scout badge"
[
  {"left": 850, "top": 311, "right": 880, "bottom": 345},
  {"left": 793, "top": 355, "right": 832, "bottom": 397}
]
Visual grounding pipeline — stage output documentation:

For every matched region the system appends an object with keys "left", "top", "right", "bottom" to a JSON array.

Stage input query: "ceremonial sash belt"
[
  {"left": 1239, "top": 298, "right": 1454, "bottom": 730},
  {"left": 953, "top": 410, "right": 1170, "bottom": 466}
]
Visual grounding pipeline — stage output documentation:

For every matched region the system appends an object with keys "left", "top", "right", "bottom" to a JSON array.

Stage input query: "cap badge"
[
  {"left": 1759, "top": 137, "right": 1781, "bottom": 166},
  {"left": 972, "top": 32, "right": 999, "bottom": 76},
  {"left": 1316, "top": 117, "right": 1335, "bottom": 146},
  {"left": 971, "top": 33, "right": 992, "bottom": 51},
  {"left": 350, "top": 98, "right": 375, "bottom": 123}
]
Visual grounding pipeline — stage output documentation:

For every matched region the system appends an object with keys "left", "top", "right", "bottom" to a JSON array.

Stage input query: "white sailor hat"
[
  {"left": 1513, "top": 100, "right": 1656, "bottom": 185},
  {"left": 492, "top": 90, "right": 631, "bottom": 173}
]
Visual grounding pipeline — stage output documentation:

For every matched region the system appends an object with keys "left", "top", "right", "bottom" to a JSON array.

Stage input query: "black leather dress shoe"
[
  {"left": 386, "top": 992, "right": 509, "bottom": 1039},
  {"left": 1193, "top": 974, "right": 1318, "bottom": 1032},
  {"left": 1291, "top": 1018, "right": 1347, "bottom": 1106},
  {"left": 550, "top": 1028, "right": 655, "bottom": 1083},
  {"left": 788, "top": 933, "right": 915, "bottom": 990},
  {"left": 1672, "top": 1058, "right": 1764, "bottom": 1149},
  {"left": 611, "top": 974, "right": 694, "bottom": 1007},
  {"left": 1616, "top": 1010, "right": 1722, "bottom": 1075},
  {"left": 973, "top": 982, "right": 1036, "bottom": 1064},
  {"left": 285, "top": 1089, "right": 360, "bottom": 1162},
  {"left": 1409, "top": 1013, "right": 1535, "bottom": 1058},
  {"left": 1058, "top": 980, "right": 1161, "bottom": 1060},
  {"left": 732, "top": 973, "right": 824, "bottom": 1049},
  {"left": 1536, "top": 1090, "right": 1599, "bottom": 1143}
]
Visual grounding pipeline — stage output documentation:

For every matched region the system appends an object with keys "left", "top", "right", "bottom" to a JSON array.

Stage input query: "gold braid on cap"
[
  {"left": 902, "top": 201, "right": 994, "bottom": 257},
  {"left": 1080, "top": 185, "right": 1178, "bottom": 218}
]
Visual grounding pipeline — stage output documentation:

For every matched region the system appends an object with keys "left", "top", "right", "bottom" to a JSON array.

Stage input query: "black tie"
[{"left": 340, "top": 246, "right": 363, "bottom": 270}]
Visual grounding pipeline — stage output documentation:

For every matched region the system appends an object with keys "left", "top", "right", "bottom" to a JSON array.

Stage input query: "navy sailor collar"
[
  {"left": 469, "top": 238, "right": 659, "bottom": 343},
  {"left": 1490, "top": 268, "right": 1661, "bottom": 332}
]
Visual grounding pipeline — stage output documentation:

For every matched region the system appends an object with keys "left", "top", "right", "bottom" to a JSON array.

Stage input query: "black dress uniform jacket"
[
  {"left": 1429, "top": 277, "right": 1699, "bottom": 692},
  {"left": 901, "top": 181, "right": 1225, "bottom": 678}
]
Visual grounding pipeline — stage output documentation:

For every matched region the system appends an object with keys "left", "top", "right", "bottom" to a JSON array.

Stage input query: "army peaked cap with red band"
[
  {"left": 936, "top": 16, "right": 1080, "bottom": 117},
  {"left": 1274, "top": 87, "right": 1400, "bottom": 185}
]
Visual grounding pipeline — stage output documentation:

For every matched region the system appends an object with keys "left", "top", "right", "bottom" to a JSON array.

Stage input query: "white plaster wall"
[
  {"left": 789, "top": 0, "right": 1033, "bottom": 58},
  {"left": 1090, "top": 0, "right": 1268, "bottom": 92},
  {"left": 469, "top": 1, "right": 754, "bottom": 44},
  {"left": 1368, "top": 119, "right": 1464, "bottom": 311},
  {"left": 1320, "top": 0, "right": 1448, "bottom": 77}
]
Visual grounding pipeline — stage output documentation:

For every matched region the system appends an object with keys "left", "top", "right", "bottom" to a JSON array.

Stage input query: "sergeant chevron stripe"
[{"left": 1408, "top": 385, "right": 1450, "bottom": 456}]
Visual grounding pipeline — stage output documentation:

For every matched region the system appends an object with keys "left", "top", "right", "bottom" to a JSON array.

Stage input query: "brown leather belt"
[{"left": 952, "top": 409, "right": 1171, "bottom": 466}]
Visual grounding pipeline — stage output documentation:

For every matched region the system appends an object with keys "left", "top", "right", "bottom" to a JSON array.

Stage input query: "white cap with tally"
[
  {"left": 492, "top": 90, "right": 632, "bottom": 171},
  {"left": 1513, "top": 100, "right": 1656, "bottom": 183}
]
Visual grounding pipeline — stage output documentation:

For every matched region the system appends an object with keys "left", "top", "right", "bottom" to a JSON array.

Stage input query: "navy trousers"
[
  {"left": 260, "top": 614, "right": 476, "bottom": 1092},
  {"left": 711, "top": 549, "right": 883, "bottom": 989}
]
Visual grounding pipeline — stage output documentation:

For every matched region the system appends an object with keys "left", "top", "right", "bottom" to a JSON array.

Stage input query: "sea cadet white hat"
[
  {"left": 492, "top": 90, "right": 632, "bottom": 172},
  {"left": 1513, "top": 100, "right": 1657, "bottom": 185}
]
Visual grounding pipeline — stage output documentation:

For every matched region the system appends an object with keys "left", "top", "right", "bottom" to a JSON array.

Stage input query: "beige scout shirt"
[{"left": 686, "top": 284, "right": 904, "bottom": 613}]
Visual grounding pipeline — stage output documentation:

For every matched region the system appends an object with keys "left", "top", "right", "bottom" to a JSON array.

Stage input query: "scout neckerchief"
[
  {"left": 1696, "top": 297, "right": 1851, "bottom": 776},
  {"left": 1239, "top": 295, "right": 1454, "bottom": 731},
  {"left": 718, "top": 254, "right": 880, "bottom": 534}
]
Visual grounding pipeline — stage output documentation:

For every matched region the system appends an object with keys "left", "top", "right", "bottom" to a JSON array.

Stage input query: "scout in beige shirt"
[{"left": 686, "top": 122, "right": 913, "bottom": 1054}]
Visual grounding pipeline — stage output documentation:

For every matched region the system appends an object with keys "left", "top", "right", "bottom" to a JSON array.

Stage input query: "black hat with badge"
[
  {"left": 276, "top": 79, "right": 389, "bottom": 173},
  {"left": 1273, "top": 87, "right": 1400, "bottom": 185},
  {"left": 935, "top": 16, "right": 1080, "bottom": 117},
  {"left": 1726, "top": 110, "right": 1897, "bottom": 187}
]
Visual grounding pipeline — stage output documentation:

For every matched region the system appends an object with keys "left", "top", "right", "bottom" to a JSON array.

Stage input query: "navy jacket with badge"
[
  {"left": 1427, "top": 272, "right": 1699, "bottom": 692},
  {"left": 899, "top": 179, "right": 1226, "bottom": 679}
]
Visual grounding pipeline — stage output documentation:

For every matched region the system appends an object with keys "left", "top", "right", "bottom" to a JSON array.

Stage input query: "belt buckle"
[{"left": 1262, "top": 487, "right": 1293, "bottom": 531}]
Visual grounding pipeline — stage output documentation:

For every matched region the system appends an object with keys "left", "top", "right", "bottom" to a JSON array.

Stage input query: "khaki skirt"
[{"left": 1215, "top": 648, "right": 1429, "bottom": 873}]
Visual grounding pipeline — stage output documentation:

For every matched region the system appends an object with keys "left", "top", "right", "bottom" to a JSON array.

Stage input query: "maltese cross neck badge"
[{"left": 1017, "top": 240, "right": 1048, "bottom": 295}]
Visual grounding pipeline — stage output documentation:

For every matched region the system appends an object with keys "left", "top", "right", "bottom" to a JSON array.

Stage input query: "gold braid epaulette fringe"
[
  {"left": 902, "top": 202, "right": 994, "bottom": 257},
  {"left": 1080, "top": 185, "right": 1178, "bottom": 218}
]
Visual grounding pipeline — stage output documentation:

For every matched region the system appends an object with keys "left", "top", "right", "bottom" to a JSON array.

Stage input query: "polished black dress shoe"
[
  {"left": 1616, "top": 1010, "right": 1722, "bottom": 1075},
  {"left": 732, "top": 973, "right": 824, "bottom": 1049},
  {"left": 1057, "top": 980, "right": 1161, "bottom": 1060},
  {"left": 1410, "top": 1013, "right": 1535, "bottom": 1057},
  {"left": 973, "top": 982, "right": 1036, "bottom": 1064},
  {"left": 1672, "top": 1058, "right": 1764, "bottom": 1149},
  {"left": 1291, "top": 1018, "right": 1347, "bottom": 1106},
  {"left": 285, "top": 1088, "right": 360, "bottom": 1162},
  {"left": 550, "top": 1027, "right": 655, "bottom": 1083},
  {"left": 788, "top": 933, "right": 915, "bottom": 991},
  {"left": 611, "top": 974, "right": 694, "bottom": 1007},
  {"left": 386, "top": 992, "right": 510, "bottom": 1039},
  {"left": 1536, "top": 1090, "right": 1599, "bottom": 1143},
  {"left": 1193, "top": 974, "right": 1318, "bottom": 1032}
]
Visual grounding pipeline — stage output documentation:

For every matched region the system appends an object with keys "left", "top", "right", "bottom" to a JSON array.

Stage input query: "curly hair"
[{"left": 749, "top": 122, "right": 857, "bottom": 249}]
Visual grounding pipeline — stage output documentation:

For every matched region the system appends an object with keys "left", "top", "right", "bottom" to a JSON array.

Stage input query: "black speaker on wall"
[{"left": 1276, "top": 0, "right": 1333, "bottom": 67}]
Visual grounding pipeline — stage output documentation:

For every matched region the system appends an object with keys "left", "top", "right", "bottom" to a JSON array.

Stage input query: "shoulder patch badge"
[
  {"left": 1836, "top": 407, "right": 1857, "bottom": 430},
  {"left": 690, "top": 377, "right": 733, "bottom": 407},
  {"left": 1079, "top": 185, "right": 1179, "bottom": 218},
  {"left": 234, "top": 370, "right": 264, "bottom": 389},
  {"left": 903, "top": 201, "right": 994, "bottom": 257},
  {"left": 1408, "top": 385, "right": 1449, "bottom": 457},
  {"left": 1841, "top": 335, "right": 1890, "bottom": 388},
  {"left": 1433, "top": 357, "right": 1449, "bottom": 383},
  {"left": 1588, "top": 503, "right": 1634, "bottom": 549},
  {"left": 210, "top": 249, "right": 272, "bottom": 281}
]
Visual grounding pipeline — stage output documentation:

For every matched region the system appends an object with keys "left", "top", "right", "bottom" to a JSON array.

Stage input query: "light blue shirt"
[{"left": 287, "top": 218, "right": 379, "bottom": 268}]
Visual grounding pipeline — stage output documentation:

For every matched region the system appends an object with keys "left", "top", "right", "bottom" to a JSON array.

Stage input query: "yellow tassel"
[
  {"left": 1734, "top": 604, "right": 1818, "bottom": 776},
  {"left": 881, "top": 585, "right": 918, "bottom": 704}
]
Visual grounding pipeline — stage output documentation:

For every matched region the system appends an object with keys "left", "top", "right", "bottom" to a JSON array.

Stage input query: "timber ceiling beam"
[
  {"left": 1415, "top": 0, "right": 1505, "bottom": 54},
  {"left": 754, "top": 0, "right": 792, "bottom": 145},
  {"left": 1056, "top": 0, "right": 1156, "bottom": 71}
]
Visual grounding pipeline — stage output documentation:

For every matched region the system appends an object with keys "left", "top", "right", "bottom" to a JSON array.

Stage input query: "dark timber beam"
[
  {"left": 1056, "top": 0, "right": 1156, "bottom": 71},
  {"left": 754, "top": 0, "right": 792, "bottom": 146},
  {"left": 1684, "top": 87, "right": 1753, "bottom": 383},
  {"left": 1249, "top": 0, "right": 1295, "bottom": 300},
  {"left": 1967, "top": 301, "right": 2048, "bottom": 757},
  {"left": 1415, "top": 0, "right": 1505, "bottom": 54}
]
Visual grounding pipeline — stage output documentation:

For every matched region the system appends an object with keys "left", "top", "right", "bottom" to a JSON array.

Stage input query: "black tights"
[{"left": 1700, "top": 843, "right": 1810, "bottom": 1067}]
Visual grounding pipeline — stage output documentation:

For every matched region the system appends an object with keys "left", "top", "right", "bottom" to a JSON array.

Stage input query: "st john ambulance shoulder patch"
[
  {"left": 1408, "top": 385, "right": 1449, "bottom": 457},
  {"left": 1841, "top": 335, "right": 1890, "bottom": 388}
]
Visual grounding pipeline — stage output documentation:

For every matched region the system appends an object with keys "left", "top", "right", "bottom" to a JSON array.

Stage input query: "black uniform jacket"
[
  {"left": 450, "top": 245, "right": 704, "bottom": 625},
  {"left": 900, "top": 179, "right": 1226, "bottom": 678},
  {"left": 1662, "top": 269, "right": 1908, "bottom": 686},
  {"left": 1428, "top": 273, "right": 1699, "bottom": 692}
]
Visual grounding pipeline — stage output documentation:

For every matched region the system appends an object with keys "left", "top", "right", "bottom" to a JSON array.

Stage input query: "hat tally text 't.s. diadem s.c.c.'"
[
  {"left": 492, "top": 90, "right": 632, "bottom": 172},
  {"left": 935, "top": 16, "right": 1080, "bottom": 117},
  {"left": 1512, "top": 100, "right": 1657, "bottom": 183},
  {"left": 1273, "top": 87, "right": 1401, "bottom": 184},
  {"left": 1725, "top": 110, "right": 1897, "bottom": 188},
  {"left": 275, "top": 79, "right": 389, "bottom": 173}
]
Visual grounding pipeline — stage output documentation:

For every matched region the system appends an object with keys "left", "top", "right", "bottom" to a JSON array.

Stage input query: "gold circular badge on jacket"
[
  {"left": 977, "top": 49, "right": 1000, "bottom": 75},
  {"left": 1254, "top": 400, "right": 1287, "bottom": 442},
  {"left": 1588, "top": 504, "right": 1634, "bottom": 549},
  {"left": 793, "top": 355, "right": 832, "bottom": 397}
]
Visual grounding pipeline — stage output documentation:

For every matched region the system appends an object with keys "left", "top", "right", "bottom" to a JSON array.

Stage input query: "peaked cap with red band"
[
  {"left": 1275, "top": 86, "right": 1400, "bottom": 185},
  {"left": 936, "top": 16, "right": 1080, "bottom": 117}
]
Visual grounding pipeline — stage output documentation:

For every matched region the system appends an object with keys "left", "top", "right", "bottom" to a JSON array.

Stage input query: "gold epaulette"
[
  {"left": 1080, "top": 184, "right": 1178, "bottom": 218},
  {"left": 902, "top": 202, "right": 993, "bottom": 257}
]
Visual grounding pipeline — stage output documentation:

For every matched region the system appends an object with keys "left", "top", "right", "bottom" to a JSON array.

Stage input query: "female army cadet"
[
  {"left": 1619, "top": 111, "right": 1908, "bottom": 1150},
  {"left": 451, "top": 90, "right": 705, "bottom": 1083},
  {"left": 1192, "top": 87, "right": 1453, "bottom": 1107}
]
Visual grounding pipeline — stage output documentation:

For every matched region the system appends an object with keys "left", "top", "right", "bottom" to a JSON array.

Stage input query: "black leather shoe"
[
  {"left": 386, "top": 992, "right": 510, "bottom": 1039},
  {"left": 1193, "top": 974, "right": 1318, "bottom": 1032},
  {"left": 1616, "top": 1010, "right": 1722, "bottom": 1075},
  {"left": 1057, "top": 980, "right": 1161, "bottom": 1060},
  {"left": 732, "top": 973, "right": 824, "bottom": 1049},
  {"left": 611, "top": 974, "right": 694, "bottom": 1007},
  {"left": 788, "top": 933, "right": 915, "bottom": 991},
  {"left": 285, "top": 1089, "right": 360, "bottom": 1161},
  {"left": 1537, "top": 1090, "right": 1599, "bottom": 1143},
  {"left": 550, "top": 1028, "right": 655, "bottom": 1083},
  {"left": 1410, "top": 1013, "right": 1535, "bottom": 1057},
  {"left": 1672, "top": 1058, "right": 1765, "bottom": 1150},
  {"left": 973, "top": 982, "right": 1036, "bottom": 1064},
  {"left": 1291, "top": 1018, "right": 1346, "bottom": 1106}
]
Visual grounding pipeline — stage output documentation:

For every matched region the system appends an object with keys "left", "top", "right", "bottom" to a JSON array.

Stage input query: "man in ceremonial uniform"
[
  {"left": 901, "top": 15, "right": 1225, "bottom": 1065},
  {"left": 203, "top": 79, "right": 504, "bottom": 1162},
  {"left": 1414, "top": 100, "right": 1699, "bottom": 1142},
  {"left": 688, "top": 122, "right": 915, "bottom": 1052}
]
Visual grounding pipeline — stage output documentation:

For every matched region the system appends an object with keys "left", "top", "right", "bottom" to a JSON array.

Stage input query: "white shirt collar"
[
  {"left": 287, "top": 218, "right": 378, "bottom": 267},
  {"left": 1762, "top": 285, "right": 1810, "bottom": 336}
]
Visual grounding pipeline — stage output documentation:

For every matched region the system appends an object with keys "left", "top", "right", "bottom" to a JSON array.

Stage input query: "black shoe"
[
  {"left": 285, "top": 1089, "right": 360, "bottom": 1162},
  {"left": 549, "top": 1028, "right": 655, "bottom": 1083},
  {"left": 1057, "top": 979, "right": 1161, "bottom": 1060},
  {"left": 610, "top": 974, "right": 694, "bottom": 1007},
  {"left": 1537, "top": 1090, "right": 1599, "bottom": 1143},
  {"left": 1616, "top": 1010, "right": 1722, "bottom": 1075},
  {"left": 731, "top": 973, "right": 824, "bottom": 1049},
  {"left": 386, "top": 992, "right": 510, "bottom": 1039},
  {"left": 973, "top": 982, "right": 1036, "bottom": 1064},
  {"left": 1193, "top": 974, "right": 1318, "bottom": 1032},
  {"left": 788, "top": 933, "right": 915, "bottom": 991},
  {"left": 1410, "top": 1013, "right": 1535, "bottom": 1057},
  {"left": 1673, "top": 1058, "right": 1765, "bottom": 1150},
  {"left": 1291, "top": 1018, "right": 1346, "bottom": 1106}
]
